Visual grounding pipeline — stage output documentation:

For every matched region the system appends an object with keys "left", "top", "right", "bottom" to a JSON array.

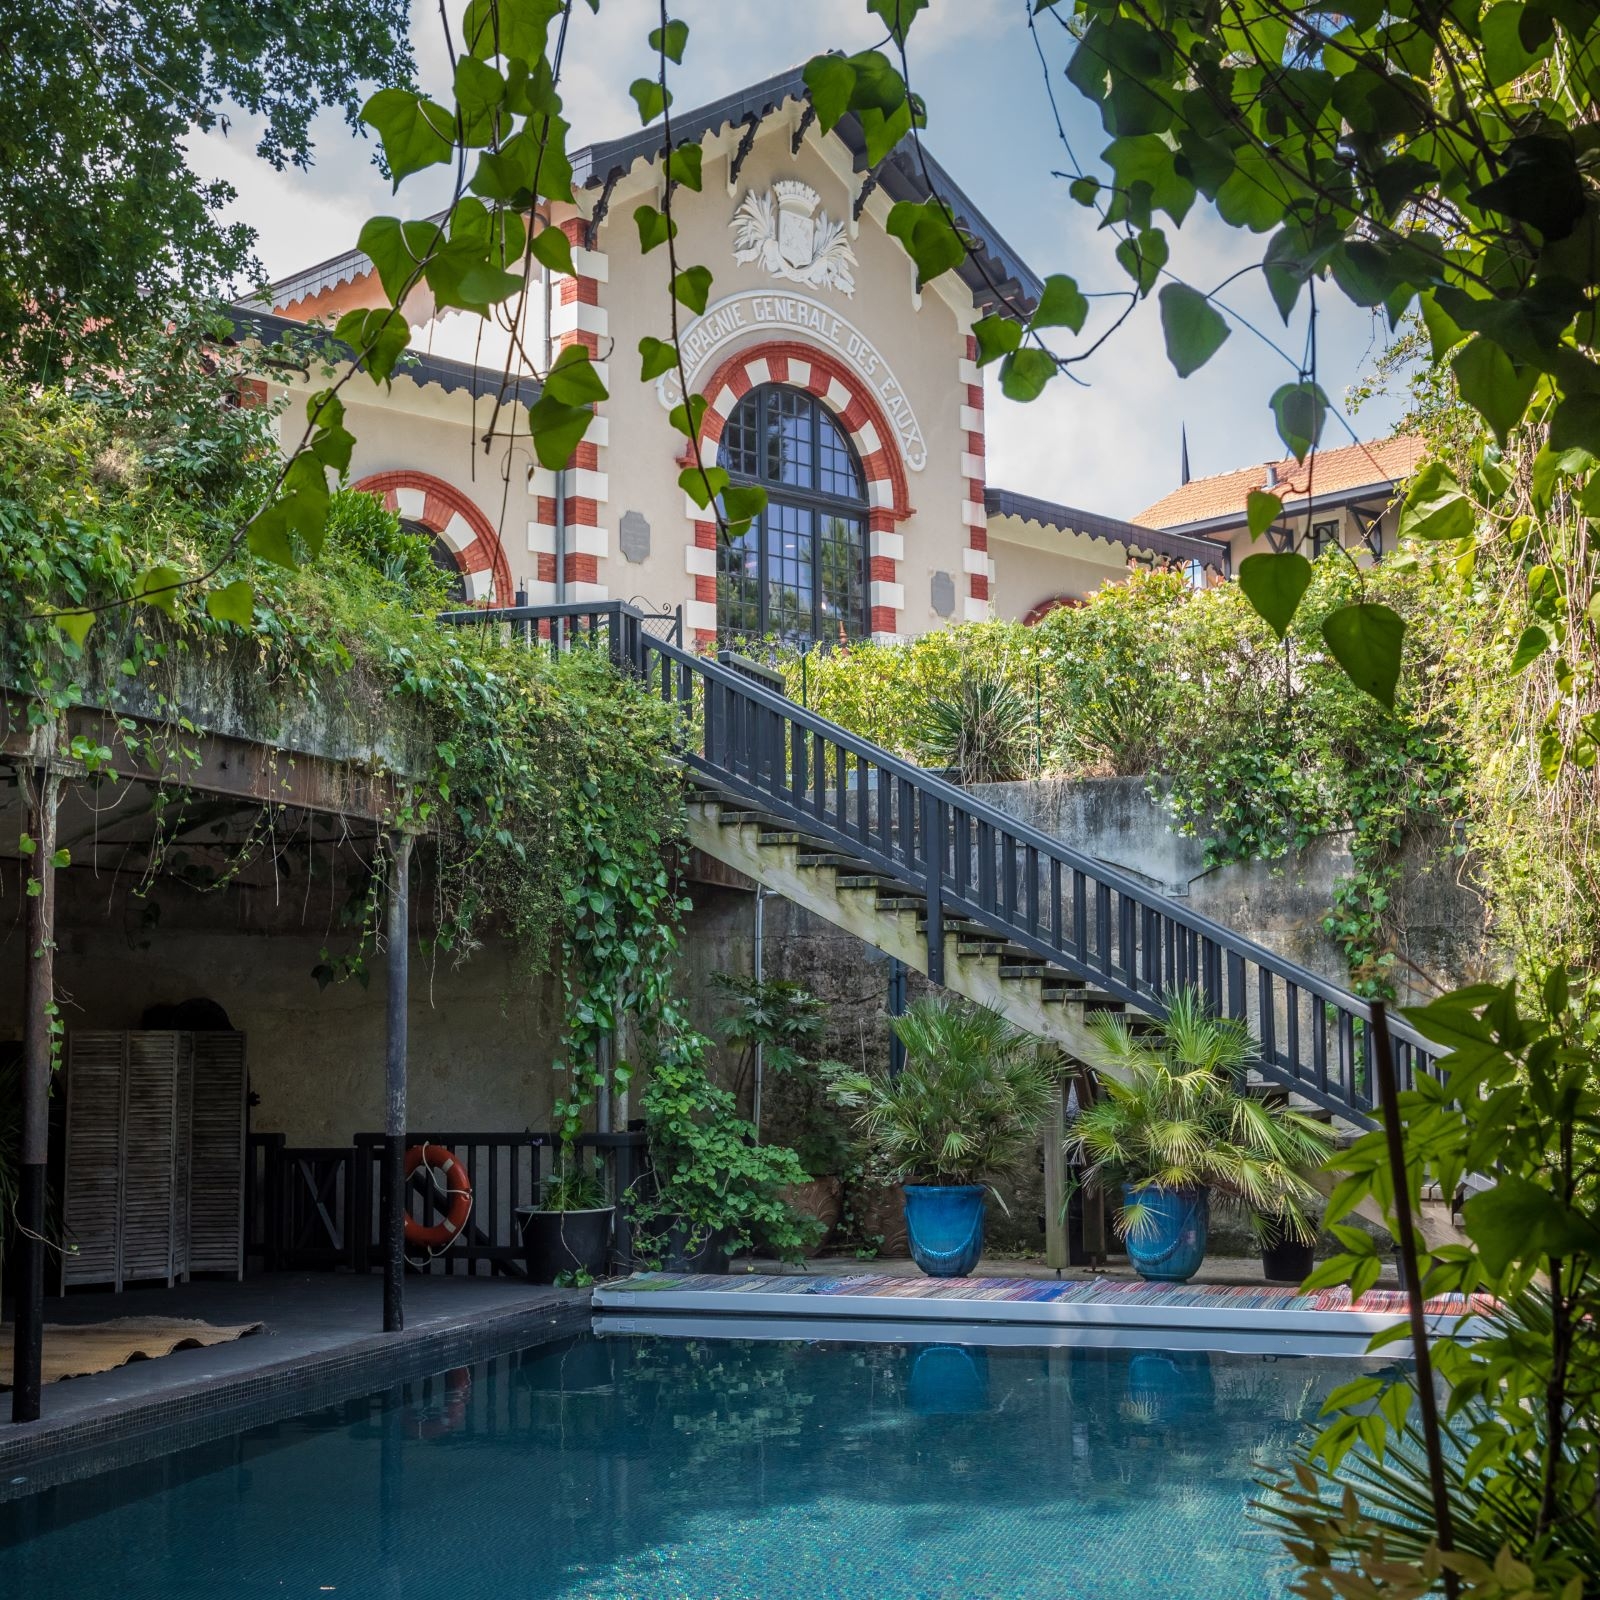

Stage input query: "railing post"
[{"left": 922, "top": 790, "right": 945, "bottom": 986}]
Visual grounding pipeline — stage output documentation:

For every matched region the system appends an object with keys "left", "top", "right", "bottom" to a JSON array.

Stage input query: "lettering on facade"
[{"left": 657, "top": 290, "right": 928, "bottom": 473}]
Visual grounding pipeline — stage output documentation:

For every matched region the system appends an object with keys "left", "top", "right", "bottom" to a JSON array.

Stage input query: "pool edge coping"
[{"left": 0, "top": 1293, "right": 591, "bottom": 1503}]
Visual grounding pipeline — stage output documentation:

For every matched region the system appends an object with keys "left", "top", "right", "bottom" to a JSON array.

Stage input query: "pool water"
[{"left": 1, "top": 1333, "right": 1374, "bottom": 1598}]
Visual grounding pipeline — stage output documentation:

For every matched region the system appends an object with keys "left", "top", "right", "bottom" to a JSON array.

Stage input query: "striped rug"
[{"left": 615, "top": 1272, "right": 1492, "bottom": 1319}]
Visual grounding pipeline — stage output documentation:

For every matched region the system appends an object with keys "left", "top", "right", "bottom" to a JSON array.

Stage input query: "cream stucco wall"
[
  {"left": 590, "top": 119, "right": 976, "bottom": 637},
  {"left": 985, "top": 514, "right": 1138, "bottom": 621}
]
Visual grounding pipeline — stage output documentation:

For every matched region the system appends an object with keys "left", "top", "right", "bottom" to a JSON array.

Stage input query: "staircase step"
[
  {"left": 757, "top": 830, "right": 810, "bottom": 846},
  {"left": 796, "top": 852, "right": 873, "bottom": 871},
  {"left": 999, "top": 963, "right": 1051, "bottom": 979},
  {"left": 875, "top": 895, "right": 927, "bottom": 911}
]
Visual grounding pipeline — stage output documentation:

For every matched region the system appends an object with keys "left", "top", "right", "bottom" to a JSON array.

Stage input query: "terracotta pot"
[
  {"left": 780, "top": 1176, "right": 844, "bottom": 1256},
  {"left": 852, "top": 1182, "right": 909, "bottom": 1257}
]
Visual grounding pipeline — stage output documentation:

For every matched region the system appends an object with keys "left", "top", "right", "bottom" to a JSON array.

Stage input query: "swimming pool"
[{"left": 1, "top": 1332, "right": 1379, "bottom": 1598}]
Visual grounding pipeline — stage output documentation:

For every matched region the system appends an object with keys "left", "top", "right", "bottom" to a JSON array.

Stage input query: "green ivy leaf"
[
  {"left": 803, "top": 55, "right": 856, "bottom": 131},
  {"left": 721, "top": 483, "right": 766, "bottom": 524},
  {"left": 1246, "top": 490, "right": 1282, "bottom": 539},
  {"left": 666, "top": 142, "right": 703, "bottom": 192},
  {"left": 1322, "top": 603, "right": 1406, "bottom": 710},
  {"left": 648, "top": 17, "right": 689, "bottom": 62},
  {"left": 639, "top": 336, "right": 678, "bottom": 381},
  {"left": 668, "top": 393, "right": 709, "bottom": 440},
  {"left": 527, "top": 394, "right": 593, "bottom": 470},
  {"left": 1238, "top": 551, "right": 1312, "bottom": 641},
  {"left": 461, "top": 0, "right": 562, "bottom": 62},
  {"left": 53, "top": 610, "right": 94, "bottom": 647},
  {"left": 972, "top": 314, "right": 1023, "bottom": 367},
  {"left": 1115, "top": 228, "right": 1168, "bottom": 296},
  {"left": 1399, "top": 460, "right": 1475, "bottom": 541},
  {"left": 544, "top": 344, "right": 608, "bottom": 406},
  {"left": 859, "top": 99, "right": 912, "bottom": 166},
  {"left": 334, "top": 307, "right": 411, "bottom": 383},
  {"left": 205, "top": 580, "right": 255, "bottom": 628},
  {"left": 634, "top": 204, "right": 677, "bottom": 254},
  {"left": 1029, "top": 274, "right": 1088, "bottom": 334},
  {"left": 529, "top": 222, "right": 574, "bottom": 276},
  {"left": 1158, "top": 283, "right": 1230, "bottom": 377},
  {"left": 869, "top": 0, "right": 929, "bottom": 43},
  {"left": 672, "top": 265, "right": 713, "bottom": 315},
  {"left": 1452, "top": 336, "right": 1537, "bottom": 447},
  {"left": 630, "top": 78, "right": 668, "bottom": 124},
  {"left": 361, "top": 89, "right": 455, "bottom": 186},
  {"left": 358, "top": 217, "right": 444, "bottom": 306},
  {"left": 679, "top": 464, "right": 730, "bottom": 509},
  {"left": 135, "top": 563, "right": 184, "bottom": 618},
  {"left": 1270, "top": 381, "right": 1329, "bottom": 462},
  {"left": 886, "top": 198, "right": 966, "bottom": 285},
  {"left": 1549, "top": 392, "right": 1600, "bottom": 455},
  {"left": 999, "top": 347, "right": 1056, "bottom": 402},
  {"left": 1509, "top": 623, "right": 1551, "bottom": 673}
]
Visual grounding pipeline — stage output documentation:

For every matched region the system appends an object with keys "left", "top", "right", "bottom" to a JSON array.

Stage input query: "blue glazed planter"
[
  {"left": 1121, "top": 1183, "right": 1210, "bottom": 1282},
  {"left": 903, "top": 1183, "right": 987, "bottom": 1277}
]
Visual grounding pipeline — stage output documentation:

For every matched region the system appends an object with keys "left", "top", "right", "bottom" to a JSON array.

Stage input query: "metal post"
[
  {"left": 887, "top": 957, "right": 907, "bottom": 1078},
  {"left": 752, "top": 886, "right": 766, "bottom": 1139},
  {"left": 12, "top": 764, "right": 61, "bottom": 1424},
  {"left": 1042, "top": 1077, "right": 1068, "bottom": 1273},
  {"left": 382, "top": 831, "right": 413, "bottom": 1334},
  {"left": 922, "top": 792, "right": 945, "bottom": 986}
]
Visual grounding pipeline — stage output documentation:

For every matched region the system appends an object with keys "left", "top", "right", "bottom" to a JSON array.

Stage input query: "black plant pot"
[
  {"left": 1261, "top": 1236, "right": 1316, "bottom": 1285},
  {"left": 658, "top": 1218, "right": 729, "bottom": 1275},
  {"left": 517, "top": 1205, "right": 614, "bottom": 1283}
]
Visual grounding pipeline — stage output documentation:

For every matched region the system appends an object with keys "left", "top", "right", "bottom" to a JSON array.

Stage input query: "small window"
[{"left": 1310, "top": 520, "right": 1340, "bottom": 559}]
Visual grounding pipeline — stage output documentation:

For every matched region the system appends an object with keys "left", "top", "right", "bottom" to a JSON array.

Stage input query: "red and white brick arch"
[
  {"left": 354, "top": 470, "right": 512, "bottom": 603},
  {"left": 528, "top": 216, "right": 611, "bottom": 603},
  {"left": 686, "top": 340, "right": 915, "bottom": 646}
]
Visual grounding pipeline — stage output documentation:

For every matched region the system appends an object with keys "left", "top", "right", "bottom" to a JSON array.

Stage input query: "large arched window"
[{"left": 715, "top": 383, "right": 869, "bottom": 644}]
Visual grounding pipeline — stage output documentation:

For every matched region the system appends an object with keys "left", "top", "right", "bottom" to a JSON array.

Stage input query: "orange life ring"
[{"left": 403, "top": 1144, "right": 472, "bottom": 1249}]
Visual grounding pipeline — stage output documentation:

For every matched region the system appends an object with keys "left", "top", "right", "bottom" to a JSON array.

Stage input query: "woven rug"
[
  {"left": 0, "top": 1317, "right": 262, "bottom": 1387},
  {"left": 616, "top": 1272, "right": 1493, "bottom": 1319}
]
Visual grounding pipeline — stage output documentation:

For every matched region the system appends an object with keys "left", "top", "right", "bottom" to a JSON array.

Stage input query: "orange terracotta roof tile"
[{"left": 1134, "top": 436, "right": 1426, "bottom": 530}]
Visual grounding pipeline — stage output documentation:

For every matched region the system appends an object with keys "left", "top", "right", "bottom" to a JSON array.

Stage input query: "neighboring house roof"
[
  {"left": 256, "top": 65, "right": 1042, "bottom": 318},
  {"left": 225, "top": 308, "right": 543, "bottom": 407},
  {"left": 985, "top": 488, "right": 1231, "bottom": 569},
  {"left": 1133, "top": 436, "right": 1425, "bottom": 534}
]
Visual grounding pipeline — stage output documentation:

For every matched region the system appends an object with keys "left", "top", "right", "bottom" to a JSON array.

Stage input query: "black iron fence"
[{"left": 443, "top": 599, "right": 1441, "bottom": 1131}]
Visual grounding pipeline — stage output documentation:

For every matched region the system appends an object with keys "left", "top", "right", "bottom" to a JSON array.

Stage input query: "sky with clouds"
[{"left": 190, "top": 0, "right": 1408, "bottom": 519}]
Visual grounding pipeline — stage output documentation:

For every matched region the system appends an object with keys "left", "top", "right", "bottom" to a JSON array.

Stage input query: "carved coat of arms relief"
[{"left": 730, "top": 180, "right": 857, "bottom": 297}]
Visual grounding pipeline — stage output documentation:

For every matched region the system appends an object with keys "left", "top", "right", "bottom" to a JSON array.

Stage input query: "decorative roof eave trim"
[
  {"left": 986, "top": 487, "right": 1230, "bottom": 569},
  {"left": 224, "top": 308, "right": 542, "bottom": 408},
  {"left": 1142, "top": 478, "right": 1407, "bottom": 538}
]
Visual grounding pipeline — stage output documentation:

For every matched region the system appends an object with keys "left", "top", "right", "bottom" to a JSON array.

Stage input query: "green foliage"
[
  {"left": 1259, "top": 977, "right": 1600, "bottom": 1597},
  {"left": 828, "top": 997, "right": 1057, "bottom": 1189},
  {"left": 1068, "top": 990, "right": 1334, "bottom": 1245},
  {"left": 780, "top": 568, "right": 1465, "bottom": 996},
  {"left": 1, "top": 1, "right": 412, "bottom": 379},
  {"left": 631, "top": 1023, "right": 822, "bottom": 1263},
  {"left": 917, "top": 668, "right": 1037, "bottom": 783}
]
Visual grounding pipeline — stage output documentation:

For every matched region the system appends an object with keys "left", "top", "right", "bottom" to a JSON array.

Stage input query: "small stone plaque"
[
  {"left": 930, "top": 569, "right": 956, "bottom": 618},
  {"left": 619, "top": 510, "right": 651, "bottom": 564}
]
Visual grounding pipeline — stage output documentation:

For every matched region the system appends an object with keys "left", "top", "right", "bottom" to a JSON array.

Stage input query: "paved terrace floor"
[{"left": 0, "top": 1273, "right": 586, "bottom": 1497}]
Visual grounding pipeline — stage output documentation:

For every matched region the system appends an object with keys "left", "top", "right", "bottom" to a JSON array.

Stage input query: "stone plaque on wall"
[
  {"left": 930, "top": 570, "right": 956, "bottom": 618},
  {"left": 619, "top": 510, "right": 651, "bottom": 565}
]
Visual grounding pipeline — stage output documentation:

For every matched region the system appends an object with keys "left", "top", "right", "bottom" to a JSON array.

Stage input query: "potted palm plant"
[
  {"left": 1068, "top": 989, "right": 1333, "bottom": 1283},
  {"left": 828, "top": 996, "right": 1056, "bottom": 1278}
]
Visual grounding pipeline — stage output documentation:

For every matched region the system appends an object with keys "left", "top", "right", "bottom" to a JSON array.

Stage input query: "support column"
[
  {"left": 382, "top": 831, "right": 414, "bottom": 1334},
  {"left": 886, "top": 958, "right": 907, "bottom": 1078},
  {"left": 1042, "top": 1078, "right": 1068, "bottom": 1273},
  {"left": 12, "top": 763, "right": 62, "bottom": 1424}
]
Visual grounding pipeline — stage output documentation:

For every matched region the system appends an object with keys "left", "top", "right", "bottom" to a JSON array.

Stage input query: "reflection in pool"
[{"left": 0, "top": 1333, "right": 1388, "bottom": 1599}]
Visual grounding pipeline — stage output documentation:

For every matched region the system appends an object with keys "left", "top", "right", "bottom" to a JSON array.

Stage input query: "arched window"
[
  {"left": 715, "top": 384, "right": 869, "bottom": 644},
  {"left": 402, "top": 518, "right": 468, "bottom": 604}
]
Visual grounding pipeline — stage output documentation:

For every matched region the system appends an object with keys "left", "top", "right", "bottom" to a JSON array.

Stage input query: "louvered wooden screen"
[
  {"left": 188, "top": 1032, "right": 247, "bottom": 1278},
  {"left": 61, "top": 1032, "right": 128, "bottom": 1289},
  {"left": 61, "top": 1030, "right": 247, "bottom": 1289}
]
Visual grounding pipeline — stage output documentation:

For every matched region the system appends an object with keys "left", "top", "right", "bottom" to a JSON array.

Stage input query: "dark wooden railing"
[
  {"left": 249, "top": 1129, "right": 647, "bottom": 1274},
  {"left": 445, "top": 601, "right": 1442, "bottom": 1131}
]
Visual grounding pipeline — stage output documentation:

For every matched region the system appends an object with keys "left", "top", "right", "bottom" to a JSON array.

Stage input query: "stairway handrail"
[{"left": 443, "top": 599, "right": 1436, "bottom": 1072}]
